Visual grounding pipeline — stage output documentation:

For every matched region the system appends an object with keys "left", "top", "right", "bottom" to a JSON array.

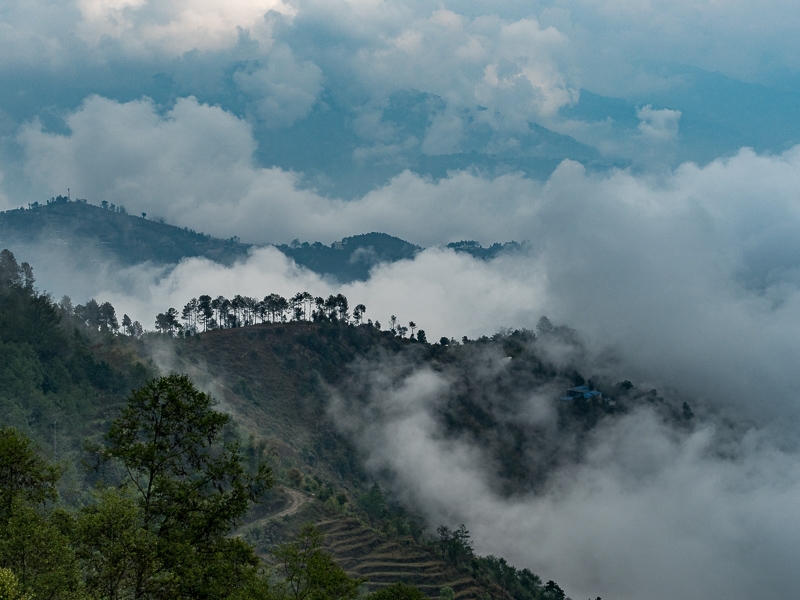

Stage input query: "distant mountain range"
[{"left": 0, "top": 198, "right": 523, "bottom": 282}]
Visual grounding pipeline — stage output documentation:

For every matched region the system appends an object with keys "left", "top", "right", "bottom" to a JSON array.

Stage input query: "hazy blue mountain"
[{"left": 0, "top": 200, "right": 520, "bottom": 284}]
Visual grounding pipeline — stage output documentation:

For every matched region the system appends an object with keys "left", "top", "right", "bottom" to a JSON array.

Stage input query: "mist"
[{"left": 327, "top": 335, "right": 800, "bottom": 600}]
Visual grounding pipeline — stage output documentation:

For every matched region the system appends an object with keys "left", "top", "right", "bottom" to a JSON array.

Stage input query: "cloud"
[
  {"left": 303, "top": 7, "right": 578, "bottom": 127},
  {"left": 7, "top": 87, "right": 800, "bottom": 426},
  {"left": 75, "top": 0, "right": 292, "bottom": 54},
  {"left": 2, "top": 0, "right": 799, "bottom": 188},
  {"left": 233, "top": 43, "right": 324, "bottom": 128},
  {"left": 13, "top": 95, "right": 552, "bottom": 245},
  {"left": 637, "top": 105, "right": 681, "bottom": 141}
]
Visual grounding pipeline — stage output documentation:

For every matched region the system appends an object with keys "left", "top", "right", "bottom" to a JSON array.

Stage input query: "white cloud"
[
  {"left": 75, "top": 0, "right": 292, "bottom": 54},
  {"left": 349, "top": 10, "right": 578, "bottom": 127},
  {"left": 233, "top": 43, "right": 324, "bottom": 128},
  {"left": 637, "top": 104, "right": 681, "bottom": 141}
]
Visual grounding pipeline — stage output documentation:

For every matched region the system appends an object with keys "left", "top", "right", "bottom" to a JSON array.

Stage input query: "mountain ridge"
[{"left": 0, "top": 198, "right": 522, "bottom": 283}]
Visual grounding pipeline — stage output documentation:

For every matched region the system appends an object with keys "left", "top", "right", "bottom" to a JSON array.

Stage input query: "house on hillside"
[{"left": 559, "top": 385, "right": 603, "bottom": 402}]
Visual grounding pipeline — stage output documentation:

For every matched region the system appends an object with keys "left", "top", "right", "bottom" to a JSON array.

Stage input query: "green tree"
[
  {"left": 0, "top": 567, "right": 29, "bottom": 600},
  {"left": 358, "top": 484, "right": 386, "bottom": 522},
  {"left": 0, "top": 428, "right": 83, "bottom": 599},
  {"left": 0, "top": 426, "right": 59, "bottom": 527},
  {"left": 542, "top": 580, "right": 565, "bottom": 600},
  {"left": 272, "top": 524, "right": 364, "bottom": 600},
  {"left": 75, "top": 488, "right": 154, "bottom": 600},
  {"left": 96, "top": 374, "right": 273, "bottom": 599},
  {"left": 0, "top": 502, "right": 83, "bottom": 600},
  {"left": 367, "top": 582, "right": 426, "bottom": 600}
]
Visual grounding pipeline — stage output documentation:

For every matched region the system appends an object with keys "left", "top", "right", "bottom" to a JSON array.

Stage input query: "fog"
[
  {"left": 327, "top": 337, "right": 800, "bottom": 600},
  {"left": 21, "top": 141, "right": 796, "bottom": 425}
]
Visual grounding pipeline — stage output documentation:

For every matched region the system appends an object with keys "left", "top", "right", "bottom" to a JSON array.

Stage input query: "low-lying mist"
[{"left": 328, "top": 335, "right": 800, "bottom": 600}]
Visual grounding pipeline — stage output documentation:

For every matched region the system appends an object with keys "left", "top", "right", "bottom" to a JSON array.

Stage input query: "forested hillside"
[{"left": 0, "top": 247, "right": 677, "bottom": 599}]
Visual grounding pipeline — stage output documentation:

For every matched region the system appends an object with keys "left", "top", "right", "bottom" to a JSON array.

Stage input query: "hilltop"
[{"left": 0, "top": 196, "right": 252, "bottom": 266}]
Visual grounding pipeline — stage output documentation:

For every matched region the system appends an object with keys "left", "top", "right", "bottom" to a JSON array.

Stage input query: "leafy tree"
[
  {"left": 122, "top": 314, "right": 133, "bottom": 336},
  {"left": 95, "top": 374, "right": 274, "bottom": 599},
  {"left": 0, "top": 502, "right": 83, "bottom": 600},
  {"left": 0, "top": 427, "right": 59, "bottom": 527},
  {"left": 536, "top": 316, "right": 554, "bottom": 336},
  {"left": 75, "top": 488, "right": 153, "bottom": 600},
  {"left": 198, "top": 295, "right": 213, "bottom": 331},
  {"left": 352, "top": 304, "right": 366, "bottom": 325},
  {"left": 272, "top": 524, "right": 364, "bottom": 600},
  {"left": 0, "top": 567, "right": 29, "bottom": 600},
  {"left": 181, "top": 299, "right": 198, "bottom": 334},
  {"left": 154, "top": 308, "right": 180, "bottom": 336},
  {"left": 367, "top": 582, "right": 426, "bottom": 600},
  {"left": 682, "top": 402, "right": 694, "bottom": 420},
  {"left": 542, "top": 580, "right": 565, "bottom": 600},
  {"left": 99, "top": 302, "right": 119, "bottom": 333},
  {"left": 263, "top": 294, "right": 289, "bottom": 323},
  {"left": 0, "top": 429, "right": 82, "bottom": 599}
]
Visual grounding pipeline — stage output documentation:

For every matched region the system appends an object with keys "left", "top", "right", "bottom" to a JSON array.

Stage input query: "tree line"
[
  {"left": 153, "top": 292, "right": 427, "bottom": 343},
  {"left": 157, "top": 292, "right": 361, "bottom": 335},
  {"left": 63, "top": 290, "right": 426, "bottom": 344}
]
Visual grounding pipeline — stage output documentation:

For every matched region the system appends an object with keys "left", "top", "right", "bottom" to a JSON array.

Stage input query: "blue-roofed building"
[{"left": 559, "top": 385, "right": 603, "bottom": 402}]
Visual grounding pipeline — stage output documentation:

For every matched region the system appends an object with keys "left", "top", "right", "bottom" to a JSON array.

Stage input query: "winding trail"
[{"left": 269, "top": 487, "right": 310, "bottom": 519}]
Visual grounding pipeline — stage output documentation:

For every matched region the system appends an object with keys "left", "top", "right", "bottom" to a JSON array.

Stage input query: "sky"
[{"left": 4, "top": 1, "right": 800, "bottom": 598}]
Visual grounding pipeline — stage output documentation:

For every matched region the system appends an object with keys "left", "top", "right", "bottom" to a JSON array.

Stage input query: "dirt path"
[{"left": 269, "top": 487, "right": 309, "bottom": 519}]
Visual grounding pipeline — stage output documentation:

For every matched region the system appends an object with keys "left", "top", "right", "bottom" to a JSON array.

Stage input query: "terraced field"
[
  {"left": 316, "top": 517, "right": 490, "bottom": 599},
  {"left": 240, "top": 488, "right": 507, "bottom": 599}
]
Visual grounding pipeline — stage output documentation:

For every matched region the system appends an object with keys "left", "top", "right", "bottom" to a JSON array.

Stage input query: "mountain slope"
[{"left": 0, "top": 198, "right": 252, "bottom": 267}]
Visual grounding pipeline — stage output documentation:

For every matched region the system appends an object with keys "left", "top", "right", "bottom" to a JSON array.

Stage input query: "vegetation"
[
  {"left": 0, "top": 198, "right": 251, "bottom": 267},
  {"left": 0, "top": 249, "right": 153, "bottom": 449},
  {"left": 0, "top": 245, "right": 686, "bottom": 599},
  {"left": 0, "top": 377, "right": 370, "bottom": 600},
  {"left": 0, "top": 202, "right": 423, "bottom": 283}
]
